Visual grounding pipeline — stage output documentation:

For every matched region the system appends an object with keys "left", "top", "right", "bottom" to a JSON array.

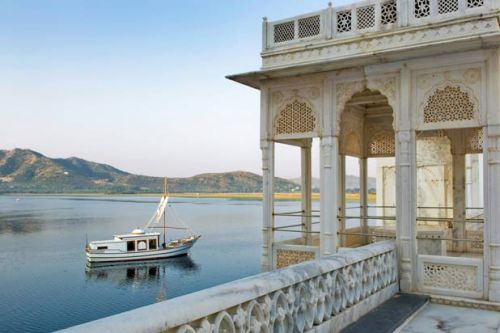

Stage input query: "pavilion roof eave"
[{"left": 226, "top": 30, "right": 500, "bottom": 90}]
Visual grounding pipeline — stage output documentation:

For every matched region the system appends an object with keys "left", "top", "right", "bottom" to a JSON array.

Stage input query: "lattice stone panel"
[
  {"left": 276, "top": 249, "right": 316, "bottom": 269},
  {"left": 298, "top": 15, "right": 320, "bottom": 38},
  {"left": 368, "top": 131, "right": 395, "bottom": 156},
  {"left": 466, "top": 128, "right": 484, "bottom": 153},
  {"left": 275, "top": 100, "right": 316, "bottom": 135},
  {"left": 337, "top": 10, "right": 352, "bottom": 33},
  {"left": 381, "top": 1, "right": 398, "bottom": 24},
  {"left": 357, "top": 6, "right": 376, "bottom": 30},
  {"left": 467, "top": 0, "right": 484, "bottom": 7},
  {"left": 424, "top": 86, "right": 475, "bottom": 123},
  {"left": 466, "top": 229, "right": 484, "bottom": 253},
  {"left": 415, "top": 0, "right": 431, "bottom": 18},
  {"left": 423, "top": 263, "right": 478, "bottom": 291},
  {"left": 438, "top": 0, "right": 459, "bottom": 14},
  {"left": 274, "top": 21, "right": 295, "bottom": 43}
]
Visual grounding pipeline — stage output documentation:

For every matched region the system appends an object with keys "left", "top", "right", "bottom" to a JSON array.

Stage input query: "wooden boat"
[{"left": 86, "top": 179, "right": 200, "bottom": 263}]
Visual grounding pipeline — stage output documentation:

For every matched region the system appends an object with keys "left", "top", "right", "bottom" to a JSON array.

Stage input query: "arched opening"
[
  {"left": 265, "top": 95, "right": 321, "bottom": 269},
  {"left": 414, "top": 83, "right": 484, "bottom": 298},
  {"left": 337, "top": 89, "right": 396, "bottom": 248}
]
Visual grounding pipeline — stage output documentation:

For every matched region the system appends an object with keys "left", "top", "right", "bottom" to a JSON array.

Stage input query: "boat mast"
[{"left": 163, "top": 177, "right": 168, "bottom": 247}]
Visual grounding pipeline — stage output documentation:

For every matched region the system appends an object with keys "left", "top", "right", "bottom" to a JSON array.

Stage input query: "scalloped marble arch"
[{"left": 334, "top": 76, "right": 399, "bottom": 137}]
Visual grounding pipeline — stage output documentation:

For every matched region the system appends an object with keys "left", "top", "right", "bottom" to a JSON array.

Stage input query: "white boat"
[{"left": 86, "top": 180, "right": 201, "bottom": 264}]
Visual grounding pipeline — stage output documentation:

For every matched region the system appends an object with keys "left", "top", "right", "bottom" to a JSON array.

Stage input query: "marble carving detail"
[
  {"left": 381, "top": 0, "right": 398, "bottom": 24},
  {"left": 275, "top": 99, "right": 316, "bottom": 135},
  {"left": 466, "top": 127, "right": 484, "bottom": 154},
  {"left": 423, "top": 262, "right": 478, "bottom": 292},
  {"left": 276, "top": 249, "right": 316, "bottom": 269},
  {"left": 173, "top": 245, "right": 398, "bottom": 333},
  {"left": 335, "top": 80, "right": 366, "bottom": 132},
  {"left": 368, "top": 130, "right": 396, "bottom": 157},
  {"left": 423, "top": 86, "right": 475, "bottom": 123},
  {"left": 417, "top": 67, "right": 481, "bottom": 129},
  {"left": 271, "top": 87, "right": 321, "bottom": 138},
  {"left": 367, "top": 76, "right": 397, "bottom": 109}
]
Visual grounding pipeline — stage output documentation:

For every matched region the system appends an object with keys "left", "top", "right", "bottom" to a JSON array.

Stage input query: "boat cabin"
[{"left": 87, "top": 229, "right": 161, "bottom": 253}]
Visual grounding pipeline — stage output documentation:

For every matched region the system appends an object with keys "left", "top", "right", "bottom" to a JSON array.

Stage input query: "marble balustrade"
[{"left": 264, "top": 0, "right": 495, "bottom": 51}]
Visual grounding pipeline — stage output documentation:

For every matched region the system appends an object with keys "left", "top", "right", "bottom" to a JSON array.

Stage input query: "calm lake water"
[
  {"left": 0, "top": 195, "right": 344, "bottom": 333},
  {"left": 0, "top": 195, "right": 320, "bottom": 333}
]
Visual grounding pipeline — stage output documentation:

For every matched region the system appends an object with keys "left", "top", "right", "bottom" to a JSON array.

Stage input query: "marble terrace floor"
[{"left": 399, "top": 303, "right": 500, "bottom": 333}]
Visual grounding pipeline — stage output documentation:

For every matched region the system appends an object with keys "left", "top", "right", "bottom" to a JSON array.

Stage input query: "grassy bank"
[
  {"left": 3, "top": 192, "right": 376, "bottom": 202},
  {"left": 170, "top": 192, "right": 376, "bottom": 202}
]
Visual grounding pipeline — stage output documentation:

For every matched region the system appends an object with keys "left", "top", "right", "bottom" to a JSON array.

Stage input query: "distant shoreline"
[{"left": 1, "top": 192, "right": 376, "bottom": 202}]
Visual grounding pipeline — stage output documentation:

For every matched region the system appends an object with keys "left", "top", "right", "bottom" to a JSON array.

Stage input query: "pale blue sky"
[{"left": 0, "top": 0, "right": 365, "bottom": 178}]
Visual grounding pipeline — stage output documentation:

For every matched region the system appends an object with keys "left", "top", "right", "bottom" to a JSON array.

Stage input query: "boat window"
[
  {"left": 137, "top": 240, "right": 147, "bottom": 251},
  {"left": 97, "top": 246, "right": 108, "bottom": 250},
  {"left": 127, "top": 241, "right": 135, "bottom": 252},
  {"left": 149, "top": 238, "right": 157, "bottom": 250}
]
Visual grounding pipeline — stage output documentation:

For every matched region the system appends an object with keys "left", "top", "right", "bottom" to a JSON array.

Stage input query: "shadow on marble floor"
[{"left": 399, "top": 303, "right": 500, "bottom": 333}]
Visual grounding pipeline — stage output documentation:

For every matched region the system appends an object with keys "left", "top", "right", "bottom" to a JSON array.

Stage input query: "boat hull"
[{"left": 86, "top": 239, "right": 198, "bottom": 263}]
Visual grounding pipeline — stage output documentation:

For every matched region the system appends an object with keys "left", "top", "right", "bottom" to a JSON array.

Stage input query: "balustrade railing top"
[
  {"left": 263, "top": 0, "right": 497, "bottom": 51},
  {"left": 58, "top": 241, "right": 397, "bottom": 333}
]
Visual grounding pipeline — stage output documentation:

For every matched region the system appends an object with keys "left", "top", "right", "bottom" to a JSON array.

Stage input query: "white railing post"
[
  {"left": 399, "top": 0, "right": 409, "bottom": 27},
  {"left": 262, "top": 17, "right": 268, "bottom": 52}
]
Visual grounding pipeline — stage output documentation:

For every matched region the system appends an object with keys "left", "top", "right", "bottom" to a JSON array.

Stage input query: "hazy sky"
[{"left": 0, "top": 0, "right": 369, "bottom": 178}]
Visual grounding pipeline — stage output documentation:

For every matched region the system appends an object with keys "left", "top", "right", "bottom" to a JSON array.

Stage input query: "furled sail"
[{"left": 154, "top": 195, "right": 169, "bottom": 223}]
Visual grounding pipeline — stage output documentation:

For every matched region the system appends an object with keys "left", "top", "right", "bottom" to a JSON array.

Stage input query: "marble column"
[
  {"left": 451, "top": 133, "right": 466, "bottom": 253},
  {"left": 338, "top": 155, "right": 346, "bottom": 247},
  {"left": 486, "top": 125, "right": 500, "bottom": 301},
  {"left": 360, "top": 157, "right": 369, "bottom": 245},
  {"left": 486, "top": 49, "right": 500, "bottom": 301},
  {"left": 396, "top": 130, "right": 417, "bottom": 292},
  {"left": 301, "top": 139, "right": 313, "bottom": 245},
  {"left": 261, "top": 139, "right": 275, "bottom": 272},
  {"left": 320, "top": 135, "right": 339, "bottom": 256}
]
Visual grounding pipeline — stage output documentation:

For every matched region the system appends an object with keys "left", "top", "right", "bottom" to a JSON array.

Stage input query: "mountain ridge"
[{"left": 0, "top": 149, "right": 298, "bottom": 194}]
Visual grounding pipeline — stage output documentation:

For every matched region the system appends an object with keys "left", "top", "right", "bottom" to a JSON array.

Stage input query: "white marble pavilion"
[{"left": 228, "top": 0, "right": 500, "bottom": 302}]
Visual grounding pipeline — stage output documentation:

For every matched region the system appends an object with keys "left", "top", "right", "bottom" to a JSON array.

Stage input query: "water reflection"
[
  {"left": 85, "top": 256, "right": 200, "bottom": 288},
  {"left": 0, "top": 213, "right": 44, "bottom": 234}
]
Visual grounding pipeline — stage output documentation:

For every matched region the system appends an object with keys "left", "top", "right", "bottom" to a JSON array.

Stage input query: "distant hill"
[
  {"left": 289, "top": 175, "right": 376, "bottom": 191},
  {"left": 0, "top": 149, "right": 298, "bottom": 194}
]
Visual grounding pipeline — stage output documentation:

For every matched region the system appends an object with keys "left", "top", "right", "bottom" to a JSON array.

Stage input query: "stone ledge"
[{"left": 428, "top": 294, "right": 500, "bottom": 311}]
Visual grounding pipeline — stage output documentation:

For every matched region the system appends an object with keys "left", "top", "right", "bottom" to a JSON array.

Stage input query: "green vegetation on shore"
[{"left": 0, "top": 149, "right": 297, "bottom": 194}]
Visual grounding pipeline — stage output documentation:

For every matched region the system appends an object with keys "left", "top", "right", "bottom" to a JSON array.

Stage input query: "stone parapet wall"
[{"left": 57, "top": 241, "right": 398, "bottom": 333}]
